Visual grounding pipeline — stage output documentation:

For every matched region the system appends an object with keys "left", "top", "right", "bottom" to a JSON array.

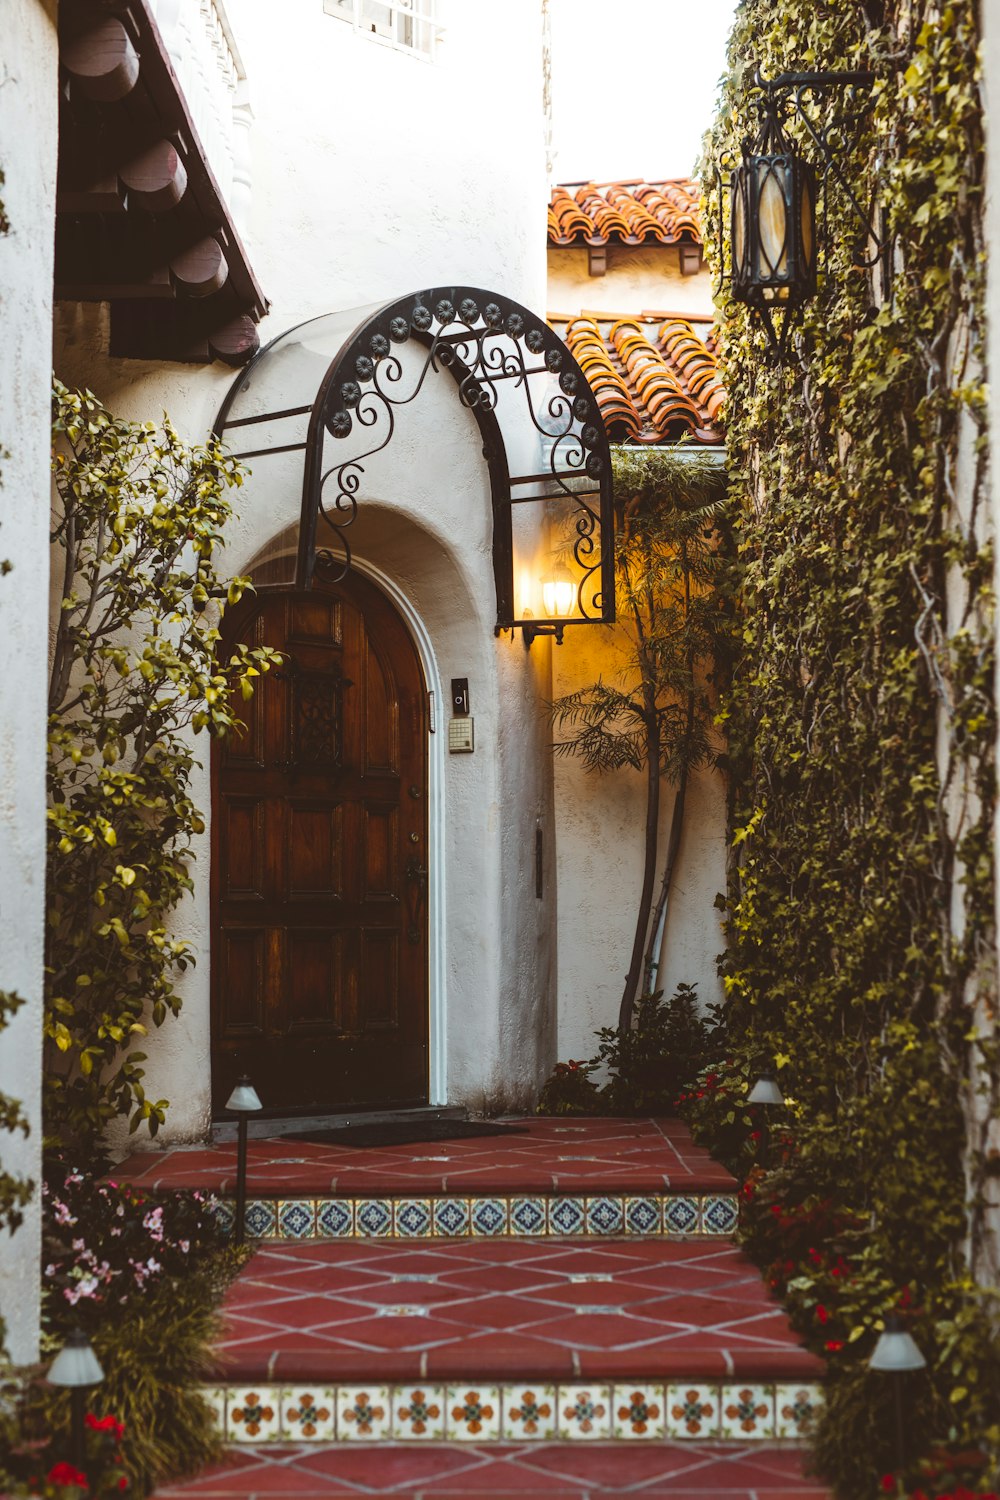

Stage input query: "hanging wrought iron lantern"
[
  {"left": 717, "top": 67, "right": 883, "bottom": 362},
  {"left": 730, "top": 104, "right": 817, "bottom": 349}
]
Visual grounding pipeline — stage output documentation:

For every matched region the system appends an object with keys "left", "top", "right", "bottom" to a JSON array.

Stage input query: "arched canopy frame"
[{"left": 214, "top": 287, "right": 616, "bottom": 637}]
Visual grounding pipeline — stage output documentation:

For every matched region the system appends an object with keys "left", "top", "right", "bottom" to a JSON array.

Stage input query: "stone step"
[
  {"left": 152, "top": 1439, "right": 832, "bottom": 1496},
  {"left": 198, "top": 1238, "right": 822, "bottom": 1446},
  {"left": 116, "top": 1117, "right": 740, "bottom": 1241}
]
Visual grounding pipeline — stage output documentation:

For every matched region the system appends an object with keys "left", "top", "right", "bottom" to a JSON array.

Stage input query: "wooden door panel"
[
  {"left": 211, "top": 578, "right": 428, "bottom": 1117},
  {"left": 218, "top": 928, "right": 266, "bottom": 1035},
  {"left": 283, "top": 928, "right": 347, "bottom": 1032},
  {"left": 221, "top": 799, "right": 265, "bottom": 900},
  {"left": 362, "top": 803, "right": 398, "bottom": 902},
  {"left": 359, "top": 927, "right": 400, "bottom": 1030},
  {"left": 288, "top": 595, "right": 342, "bottom": 644},
  {"left": 363, "top": 638, "right": 399, "bottom": 774},
  {"left": 286, "top": 802, "right": 345, "bottom": 900}
]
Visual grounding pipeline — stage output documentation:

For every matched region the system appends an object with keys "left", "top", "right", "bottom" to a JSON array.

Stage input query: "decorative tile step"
[
  {"left": 151, "top": 1438, "right": 834, "bottom": 1497},
  {"left": 216, "top": 1190, "right": 739, "bottom": 1242},
  {"left": 209, "top": 1239, "right": 822, "bottom": 1386},
  {"left": 201, "top": 1380, "right": 823, "bottom": 1444},
  {"left": 115, "top": 1117, "right": 737, "bottom": 1198}
]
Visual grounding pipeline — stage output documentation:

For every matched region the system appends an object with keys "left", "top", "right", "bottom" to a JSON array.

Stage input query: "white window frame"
[{"left": 323, "top": 0, "right": 442, "bottom": 61}]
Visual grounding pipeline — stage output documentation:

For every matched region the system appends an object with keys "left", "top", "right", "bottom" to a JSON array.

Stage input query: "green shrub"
[
  {"left": 595, "top": 984, "right": 724, "bottom": 1115},
  {"left": 537, "top": 983, "right": 722, "bottom": 1116},
  {"left": 2, "top": 1166, "right": 245, "bottom": 1496},
  {"left": 535, "top": 1058, "right": 601, "bottom": 1115}
]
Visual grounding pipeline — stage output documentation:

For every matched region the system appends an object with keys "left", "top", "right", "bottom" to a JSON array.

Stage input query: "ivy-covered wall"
[{"left": 707, "top": 1, "right": 998, "bottom": 1493}]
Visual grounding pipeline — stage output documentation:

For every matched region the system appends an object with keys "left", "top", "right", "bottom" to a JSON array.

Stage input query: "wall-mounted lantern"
[
  {"left": 523, "top": 562, "right": 577, "bottom": 647},
  {"left": 716, "top": 67, "right": 884, "bottom": 362}
]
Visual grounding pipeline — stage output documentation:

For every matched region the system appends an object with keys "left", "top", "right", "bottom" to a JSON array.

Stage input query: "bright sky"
[{"left": 548, "top": 0, "right": 737, "bottom": 183}]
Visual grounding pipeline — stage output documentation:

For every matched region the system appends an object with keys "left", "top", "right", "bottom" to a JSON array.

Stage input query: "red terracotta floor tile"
[
  {"left": 116, "top": 1118, "right": 738, "bottom": 1198},
  {"left": 214, "top": 1238, "right": 816, "bottom": 1384},
  {"left": 153, "top": 1443, "right": 831, "bottom": 1498}
]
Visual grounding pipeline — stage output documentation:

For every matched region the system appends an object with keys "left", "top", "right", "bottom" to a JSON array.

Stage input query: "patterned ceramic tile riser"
[
  {"left": 217, "top": 1192, "right": 739, "bottom": 1240},
  {"left": 207, "top": 1381, "right": 822, "bottom": 1443}
]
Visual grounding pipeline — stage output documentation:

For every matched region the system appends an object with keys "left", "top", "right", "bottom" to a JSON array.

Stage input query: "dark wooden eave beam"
[{"left": 56, "top": 0, "right": 268, "bottom": 365}]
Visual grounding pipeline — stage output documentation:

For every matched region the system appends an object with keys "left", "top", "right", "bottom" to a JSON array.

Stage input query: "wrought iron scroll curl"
[{"left": 305, "top": 288, "right": 614, "bottom": 629}]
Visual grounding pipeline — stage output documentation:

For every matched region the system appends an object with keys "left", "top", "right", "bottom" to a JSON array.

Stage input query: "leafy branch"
[{"left": 45, "top": 383, "right": 281, "bottom": 1147}]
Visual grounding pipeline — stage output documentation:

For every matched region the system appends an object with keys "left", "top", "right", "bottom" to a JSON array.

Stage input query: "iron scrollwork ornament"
[{"left": 306, "top": 287, "right": 614, "bottom": 634}]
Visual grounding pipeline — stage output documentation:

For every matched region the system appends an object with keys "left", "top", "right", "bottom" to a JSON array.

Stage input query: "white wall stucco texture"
[
  {"left": 54, "top": 0, "right": 555, "bottom": 1144},
  {"left": 548, "top": 246, "right": 711, "bottom": 319},
  {"left": 0, "top": 0, "right": 58, "bottom": 1366}
]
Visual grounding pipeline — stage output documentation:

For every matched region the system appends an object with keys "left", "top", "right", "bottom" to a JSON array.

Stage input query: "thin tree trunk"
[
  {"left": 641, "top": 543, "right": 696, "bottom": 1000},
  {"left": 642, "top": 752, "right": 690, "bottom": 996},
  {"left": 617, "top": 694, "right": 660, "bottom": 1032}
]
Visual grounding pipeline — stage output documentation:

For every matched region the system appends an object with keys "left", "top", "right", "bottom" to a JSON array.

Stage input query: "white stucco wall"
[
  {"left": 548, "top": 246, "right": 711, "bottom": 319},
  {"left": 0, "top": 0, "right": 58, "bottom": 1365},
  {"left": 54, "top": 0, "right": 553, "bottom": 1143},
  {"left": 551, "top": 614, "right": 728, "bottom": 1067}
]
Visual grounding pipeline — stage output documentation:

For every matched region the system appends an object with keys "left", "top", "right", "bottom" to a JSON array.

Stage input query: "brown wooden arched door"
[{"left": 211, "top": 574, "right": 429, "bottom": 1118}]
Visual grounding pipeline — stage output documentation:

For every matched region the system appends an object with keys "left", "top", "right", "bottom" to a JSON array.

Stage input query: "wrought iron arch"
[{"left": 214, "top": 287, "right": 615, "bottom": 640}]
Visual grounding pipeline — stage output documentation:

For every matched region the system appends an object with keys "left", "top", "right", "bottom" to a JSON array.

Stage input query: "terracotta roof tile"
[
  {"left": 559, "top": 312, "right": 724, "bottom": 445},
  {"left": 548, "top": 179, "right": 703, "bottom": 247}
]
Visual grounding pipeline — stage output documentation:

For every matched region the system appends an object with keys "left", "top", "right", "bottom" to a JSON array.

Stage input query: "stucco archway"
[{"left": 214, "top": 287, "right": 616, "bottom": 645}]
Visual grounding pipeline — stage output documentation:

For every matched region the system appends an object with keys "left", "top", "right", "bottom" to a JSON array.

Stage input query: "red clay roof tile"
[
  {"left": 558, "top": 312, "right": 724, "bottom": 445},
  {"left": 548, "top": 179, "right": 703, "bottom": 247}
]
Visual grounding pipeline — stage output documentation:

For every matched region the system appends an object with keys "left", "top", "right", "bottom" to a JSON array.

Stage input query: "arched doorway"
[{"left": 210, "top": 569, "right": 429, "bottom": 1119}]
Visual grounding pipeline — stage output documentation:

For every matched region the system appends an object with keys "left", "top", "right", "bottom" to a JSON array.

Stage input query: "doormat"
[{"left": 283, "top": 1120, "right": 530, "bottom": 1149}]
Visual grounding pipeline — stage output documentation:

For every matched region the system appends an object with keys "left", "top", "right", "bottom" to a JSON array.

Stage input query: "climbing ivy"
[{"left": 702, "top": 3, "right": 998, "bottom": 1496}]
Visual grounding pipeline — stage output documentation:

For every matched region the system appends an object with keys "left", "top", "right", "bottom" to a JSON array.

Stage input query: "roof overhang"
[{"left": 56, "top": 0, "right": 268, "bottom": 364}]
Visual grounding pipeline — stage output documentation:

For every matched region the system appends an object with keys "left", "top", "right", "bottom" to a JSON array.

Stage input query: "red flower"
[
  {"left": 86, "top": 1412, "right": 125, "bottom": 1439},
  {"left": 47, "top": 1460, "right": 89, "bottom": 1487},
  {"left": 824, "top": 1339, "right": 844, "bottom": 1352},
  {"left": 881, "top": 1477, "right": 895, "bottom": 1493},
  {"left": 118, "top": 1478, "right": 129, "bottom": 1491},
  {"left": 816, "top": 1304, "right": 829, "bottom": 1324}
]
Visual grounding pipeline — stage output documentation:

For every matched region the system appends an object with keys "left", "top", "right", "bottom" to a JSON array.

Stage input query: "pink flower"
[{"left": 64, "top": 1274, "right": 101, "bottom": 1305}]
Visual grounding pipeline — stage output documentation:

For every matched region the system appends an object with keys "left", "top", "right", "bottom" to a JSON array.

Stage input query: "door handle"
[{"left": 404, "top": 855, "right": 427, "bottom": 945}]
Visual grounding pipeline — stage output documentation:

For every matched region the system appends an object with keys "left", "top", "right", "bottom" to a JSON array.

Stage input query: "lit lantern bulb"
[{"left": 542, "top": 563, "right": 574, "bottom": 619}]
